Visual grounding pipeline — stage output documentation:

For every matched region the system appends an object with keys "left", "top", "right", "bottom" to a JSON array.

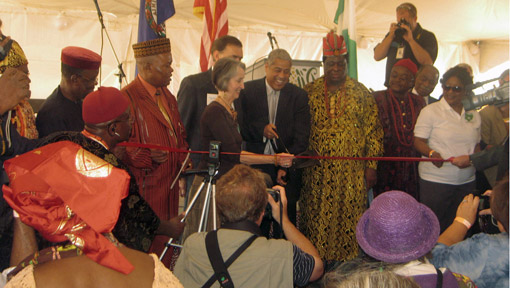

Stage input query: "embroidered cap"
[
  {"left": 61, "top": 46, "right": 102, "bottom": 70},
  {"left": 132, "top": 37, "right": 171, "bottom": 58},
  {"left": 393, "top": 59, "right": 418, "bottom": 76},
  {"left": 82, "top": 86, "right": 129, "bottom": 124},
  {"left": 356, "top": 191, "right": 440, "bottom": 263},
  {"left": 323, "top": 31, "right": 347, "bottom": 57}
]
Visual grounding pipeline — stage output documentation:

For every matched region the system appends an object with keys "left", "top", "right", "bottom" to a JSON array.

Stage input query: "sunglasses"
[{"left": 442, "top": 85, "right": 464, "bottom": 92}]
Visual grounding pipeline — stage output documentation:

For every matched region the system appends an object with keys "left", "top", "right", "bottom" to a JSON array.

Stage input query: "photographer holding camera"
[
  {"left": 430, "top": 177, "right": 509, "bottom": 288},
  {"left": 374, "top": 2, "right": 438, "bottom": 87},
  {"left": 174, "top": 164, "right": 323, "bottom": 287}
]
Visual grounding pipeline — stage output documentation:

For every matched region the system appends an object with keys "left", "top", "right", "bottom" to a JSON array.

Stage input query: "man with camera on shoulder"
[
  {"left": 174, "top": 164, "right": 324, "bottom": 288},
  {"left": 374, "top": 2, "right": 438, "bottom": 87}
]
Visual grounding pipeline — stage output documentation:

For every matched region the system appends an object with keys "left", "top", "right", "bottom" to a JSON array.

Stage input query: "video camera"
[{"left": 462, "top": 78, "right": 509, "bottom": 111}]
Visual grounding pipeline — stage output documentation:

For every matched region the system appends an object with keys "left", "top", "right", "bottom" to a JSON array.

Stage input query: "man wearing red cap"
[
  {"left": 299, "top": 31, "right": 383, "bottom": 262},
  {"left": 0, "top": 87, "right": 184, "bottom": 268},
  {"left": 36, "top": 46, "right": 101, "bottom": 138},
  {"left": 372, "top": 59, "right": 425, "bottom": 200},
  {"left": 121, "top": 38, "right": 188, "bottom": 265}
]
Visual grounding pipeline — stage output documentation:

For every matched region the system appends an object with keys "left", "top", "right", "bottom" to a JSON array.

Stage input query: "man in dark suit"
[
  {"left": 177, "top": 35, "right": 243, "bottom": 171},
  {"left": 240, "top": 49, "right": 311, "bottom": 234},
  {"left": 413, "top": 64, "right": 439, "bottom": 105}
]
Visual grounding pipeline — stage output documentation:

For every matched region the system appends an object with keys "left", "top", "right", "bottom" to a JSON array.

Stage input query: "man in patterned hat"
[
  {"left": 36, "top": 46, "right": 101, "bottom": 137},
  {"left": 299, "top": 31, "right": 383, "bottom": 262},
  {"left": 120, "top": 37, "right": 188, "bottom": 266}
]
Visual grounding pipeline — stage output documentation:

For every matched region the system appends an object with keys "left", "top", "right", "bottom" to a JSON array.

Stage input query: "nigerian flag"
[{"left": 334, "top": 0, "right": 357, "bottom": 79}]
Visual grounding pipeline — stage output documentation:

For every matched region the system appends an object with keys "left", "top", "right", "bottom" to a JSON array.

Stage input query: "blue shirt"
[{"left": 430, "top": 233, "right": 509, "bottom": 288}]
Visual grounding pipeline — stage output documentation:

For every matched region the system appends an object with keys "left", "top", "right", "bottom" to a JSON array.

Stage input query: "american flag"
[{"left": 193, "top": 0, "right": 228, "bottom": 72}]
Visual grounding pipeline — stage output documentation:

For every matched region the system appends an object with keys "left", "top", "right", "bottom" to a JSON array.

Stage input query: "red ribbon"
[{"left": 118, "top": 142, "right": 453, "bottom": 163}]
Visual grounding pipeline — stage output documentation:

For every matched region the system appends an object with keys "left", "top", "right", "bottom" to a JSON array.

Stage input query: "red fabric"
[
  {"left": 121, "top": 78, "right": 188, "bottom": 221},
  {"left": 323, "top": 31, "right": 347, "bottom": 56},
  {"left": 61, "top": 46, "right": 101, "bottom": 70},
  {"left": 2, "top": 141, "right": 134, "bottom": 274},
  {"left": 393, "top": 59, "right": 418, "bottom": 76},
  {"left": 82, "top": 87, "right": 130, "bottom": 124},
  {"left": 194, "top": 0, "right": 228, "bottom": 72}
]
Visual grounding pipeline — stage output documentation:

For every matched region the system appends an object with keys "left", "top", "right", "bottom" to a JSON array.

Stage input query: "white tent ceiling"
[
  {"left": 1, "top": 0, "right": 509, "bottom": 100},
  {"left": 5, "top": 0, "right": 509, "bottom": 41}
]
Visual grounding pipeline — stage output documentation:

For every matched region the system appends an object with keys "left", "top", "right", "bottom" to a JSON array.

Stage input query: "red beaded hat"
[{"left": 323, "top": 31, "right": 347, "bottom": 57}]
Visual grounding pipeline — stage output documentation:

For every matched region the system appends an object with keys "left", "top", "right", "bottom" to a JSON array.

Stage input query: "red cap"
[
  {"left": 61, "top": 46, "right": 102, "bottom": 70},
  {"left": 393, "top": 59, "right": 418, "bottom": 76},
  {"left": 323, "top": 31, "right": 347, "bottom": 57},
  {"left": 82, "top": 87, "right": 129, "bottom": 124}
]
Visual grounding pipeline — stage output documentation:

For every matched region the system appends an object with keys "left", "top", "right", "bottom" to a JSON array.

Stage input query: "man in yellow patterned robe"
[{"left": 300, "top": 32, "right": 383, "bottom": 261}]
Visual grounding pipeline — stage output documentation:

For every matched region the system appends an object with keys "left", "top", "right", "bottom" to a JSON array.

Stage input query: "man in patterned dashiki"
[
  {"left": 299, "top": 31, "right": 383, "bottom": 262},
  {"left": 373, "top": 59, "right": 425, "bottom": 200}
]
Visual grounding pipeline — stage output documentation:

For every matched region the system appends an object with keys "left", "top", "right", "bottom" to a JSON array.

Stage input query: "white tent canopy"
[{"left": 1, "top": 0, "right": 509, "bottom": 100}]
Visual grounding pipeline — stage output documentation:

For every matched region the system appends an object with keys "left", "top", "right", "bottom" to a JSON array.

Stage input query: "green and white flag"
[{"left": 334, "top": 0, "right": 358, "bottom": 79}]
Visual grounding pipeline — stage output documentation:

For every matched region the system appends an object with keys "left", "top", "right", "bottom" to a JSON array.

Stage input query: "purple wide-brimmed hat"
[{"left": 356, "top": 191, "right": 440, "bottom": 263}]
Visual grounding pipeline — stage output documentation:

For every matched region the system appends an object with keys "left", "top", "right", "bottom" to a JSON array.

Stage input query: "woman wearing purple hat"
[{"left": 355, "top": 190, "right": 475, "bottom": 287}]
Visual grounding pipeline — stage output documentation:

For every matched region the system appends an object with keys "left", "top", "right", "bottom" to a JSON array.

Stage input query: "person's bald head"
[{"left": 415, "top": 65, "right": 439, "bottom": 97}]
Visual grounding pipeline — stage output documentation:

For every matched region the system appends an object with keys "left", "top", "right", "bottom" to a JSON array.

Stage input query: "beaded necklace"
[
  {"left": 324, "top": 80, "right": 347, "bottom": 119},
  {"left": 388, "top": 90, "right": 416, "bottom": 147},
  {"left": 216, "top": 96, "right": 238, "bottom": 122}
]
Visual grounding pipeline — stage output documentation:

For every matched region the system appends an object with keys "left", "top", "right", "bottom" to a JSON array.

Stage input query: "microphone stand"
[
  {"left": 93, "top": 0, "right": 128, "bottom": 87},
  {"left": 267, "top": 32, "right": 274, "bottom": 50}
]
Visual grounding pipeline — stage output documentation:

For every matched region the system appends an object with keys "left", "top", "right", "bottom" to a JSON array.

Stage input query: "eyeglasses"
[
  {"left": 442, "top": 85, "right": 464, "bottom": 92},
  {"left": 78, "top": 74, "right": 98, "bottom": 84}
]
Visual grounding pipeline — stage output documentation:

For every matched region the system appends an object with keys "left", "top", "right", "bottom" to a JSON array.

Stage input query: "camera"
[
  {"left": 394, "top": 18, "right": 410, "bottom": 41},
  {"left": 462, "top": 81, "right": 509, "bottom": 111},
  {"left": 478, "top": 195, "right": 500, "bottom": 234},
  {"left": 264, "top": 188, "right": 280, "bottom": 219}
]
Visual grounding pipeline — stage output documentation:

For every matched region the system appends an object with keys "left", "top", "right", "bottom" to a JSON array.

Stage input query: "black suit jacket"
[
  {"left": 240, "top": 78, "right": 310, "bottom": 155},
  {"left": 177, "top": 70, "right": 217, "bottom": 167}
]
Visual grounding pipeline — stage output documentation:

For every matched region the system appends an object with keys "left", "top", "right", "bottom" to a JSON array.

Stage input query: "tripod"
[{"left": 159, "top": 163, "right": 219, "bottom": 260}]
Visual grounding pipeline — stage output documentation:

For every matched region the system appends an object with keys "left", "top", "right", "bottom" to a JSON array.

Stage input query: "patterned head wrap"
[
  {"left": 323, "top": 31, "right": 347, "bottom": 57},
  {"left": 132, "top": 37, "right": 171, "bottom": 58},
  {"left": 0, "top": 40, "right": 28, "bottom": 74},
  {"left": 2, "top": 141, "right": 134, "bottom": 274}
]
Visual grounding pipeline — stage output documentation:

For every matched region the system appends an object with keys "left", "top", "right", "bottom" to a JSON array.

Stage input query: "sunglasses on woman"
[{"left": 442, "top": 85, "right": 464, "bottom": 92}]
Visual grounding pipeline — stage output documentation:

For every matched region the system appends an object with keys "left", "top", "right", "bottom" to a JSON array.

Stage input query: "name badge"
[
  {"left": 207, "top": 93, "right": 218, "bottom": 105},
  {"left": 396, "top": 46, "right": 405, "bottom": 59}
]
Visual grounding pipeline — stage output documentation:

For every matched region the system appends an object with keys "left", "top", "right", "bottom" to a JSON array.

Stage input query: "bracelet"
[
  {"left": 428, "top": 150, "right": 435, "bottom": 158},
  {"left": 274, "top": 154, "right": 278, "bottom": 166},
  {"left": 454, "top": 217, "right": 472, "bottom": 229}
]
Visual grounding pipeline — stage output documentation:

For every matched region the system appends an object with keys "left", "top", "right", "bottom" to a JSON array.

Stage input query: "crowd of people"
[{"left": 0, "top": 1, "right": 508, "bottom": 287}]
